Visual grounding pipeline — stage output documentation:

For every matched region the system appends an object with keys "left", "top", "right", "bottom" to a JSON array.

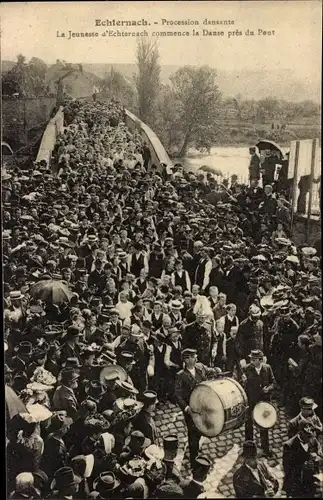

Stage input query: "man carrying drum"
[
  {"left": 241, "top": 349, "right": 276, "bottom": 458},
  {"left": 174, "top": 348, "right": 222, "bottom": 469}
]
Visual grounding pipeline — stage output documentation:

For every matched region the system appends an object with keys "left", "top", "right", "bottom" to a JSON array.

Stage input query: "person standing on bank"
[
  {"left": 241, "top": 350, "right": 276, "bottom": 458},
  {"left": 174, "top": 349, "right": 221, "bottom": 469},
  {"left": 249, "top": 147, "right": 261, "bottom": 183}
]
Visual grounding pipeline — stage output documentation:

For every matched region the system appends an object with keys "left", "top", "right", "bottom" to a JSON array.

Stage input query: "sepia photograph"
[{"left": 1, "top": 1, "right": 322, "bottom": 498}]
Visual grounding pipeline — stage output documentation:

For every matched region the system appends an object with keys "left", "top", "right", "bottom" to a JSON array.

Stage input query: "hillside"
[
  {"left": 2, "top": 60, "right": 320, "bottom": 102},
  {"left": 82, "top": 64, "right": 320, "bottom": 103}
]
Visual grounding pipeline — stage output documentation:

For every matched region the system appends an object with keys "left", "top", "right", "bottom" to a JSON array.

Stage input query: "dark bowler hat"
[
  {"left": 65, "top": 325, "right": 82, "bottom": 338},
  {"left": 60, "top": 367, "right": 80, "bottom": 383},
  {"left": 98, "top": 312, "right": 110, "bottom": 322},
  {"left": 182, "top": 348, "right": 197, "bottom": 359},
  {"left": 125, "top": 430, "right": 151, "bottom": 450},
  {"left": 50, "top": 414, "right": 73, "bottom": 432},
  {"left": 240, "top": 440, "right": 257, "bottom": 458},
  {"left": 50, "top": 467, "right": 81, "bottom": 491},
  {"left": 93, "top": 471, "right": 120, "bottom": 493},
  {"left": 33, "top": 470, "right": 49, "bottom": 489}
]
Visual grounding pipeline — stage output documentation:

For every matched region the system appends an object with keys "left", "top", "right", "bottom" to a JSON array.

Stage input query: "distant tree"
[
  {"left": 154, "top": 84, "right": 182, "bottom": 152},
  {"left": 101, "top": 67, "right": 135, "bottom": 109},
  {"left": 2, "top": 54, "right": 48, "bottom": 96},
  {"left": 28, "top": 57, "right": 48, "bottom": 95},
  {"left": 169, "top": 65, "right": 222, "bottom": 156},
  {"left": 134, "top": 37, "right": 161, "bottom": 125}
]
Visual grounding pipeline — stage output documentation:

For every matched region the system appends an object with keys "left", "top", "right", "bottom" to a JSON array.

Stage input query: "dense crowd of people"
[{"left": 3, "top": 98, "right": 322, "bottom": 499}]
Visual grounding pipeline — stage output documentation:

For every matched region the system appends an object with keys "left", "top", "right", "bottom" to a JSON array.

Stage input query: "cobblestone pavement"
[{"left": 153, "top": 399, "right": 288, "bottom": 498}]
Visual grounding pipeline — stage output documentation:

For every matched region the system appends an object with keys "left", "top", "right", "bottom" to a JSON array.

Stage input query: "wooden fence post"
[
  {"left": 290, "top": 140, "right": 300, "bottom": 232},
  {"left": 306, "top": 138, "right": 317, "bottom": 241}
]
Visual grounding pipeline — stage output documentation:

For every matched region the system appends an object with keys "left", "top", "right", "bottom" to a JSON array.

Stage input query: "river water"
[
  {"left": 174, "top": 145, "right": 320, "bottom": 214},
  {"left": 174, "top": 145, "right": 288, "bottom": 183}
]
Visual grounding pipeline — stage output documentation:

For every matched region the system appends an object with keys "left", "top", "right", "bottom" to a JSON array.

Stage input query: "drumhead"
[
  {"left": 189, "top": 384, "right": 225, "bottom": 437},
  {"left": 253, "top": 401, "right": 277, "bottom": 429}
]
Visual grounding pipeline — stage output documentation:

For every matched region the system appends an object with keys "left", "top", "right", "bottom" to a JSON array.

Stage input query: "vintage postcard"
[{"left": 2, "top": 1, "right": 322, "bottom": 499}]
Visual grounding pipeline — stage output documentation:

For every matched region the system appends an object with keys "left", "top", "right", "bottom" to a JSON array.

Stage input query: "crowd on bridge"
[{"left": 3, "top": 98, "right": 322, "bottom": 499}]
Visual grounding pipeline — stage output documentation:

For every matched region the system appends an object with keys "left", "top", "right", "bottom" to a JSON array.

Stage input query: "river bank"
[
  {"left": 168, "top": 121, "right": 320, "bottom": 159},
  {"left": 173, "top": 146, "right": 252, "bottom": 181}
]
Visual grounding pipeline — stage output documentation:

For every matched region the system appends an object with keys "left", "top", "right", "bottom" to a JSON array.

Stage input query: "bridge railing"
[
  {"left": 124, "top": 109, "right": 173, "bottom": 173},
  {"left": 35, "top": 107, "right": 64, "bottom": 166}
]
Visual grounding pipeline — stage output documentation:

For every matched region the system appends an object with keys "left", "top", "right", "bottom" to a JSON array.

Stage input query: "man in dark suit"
[
  {"left": 241, "top": 349, "right": 276, "bottom": 457},
  {"left": 233, "top": 441, "right": 279, "bottom": 498},
  {"left": 283, "top": 422, "right": 322, "bottom": 498},
  {"left": 235, "top": 306, "right": 264, "bottom": 362},
  {"left": 52, "top": 367, "right": 80, "bottom": 421},
  {"left": 288, "top": 397, "right": 322, "bottom": 438},
  {"left": 41, "top": 414, "right": 72, "bottom": 480},
  {"left": 181, "top": 455, "right": 211, "bottom": 498},
  {"left": 175, "top": 349, "right": 221, "bottom": 468},
  {"left": 249, "top": 147, "right": 261, "bottom": 182},
  {"left": 58, "top": 326, "right": 82, "bottom": 366},
  {"left": 132, "top": 390, "right": 158, "bottom": 444},
  {"left": 183, "top": 311, "right": 214, "bottom": 366}
]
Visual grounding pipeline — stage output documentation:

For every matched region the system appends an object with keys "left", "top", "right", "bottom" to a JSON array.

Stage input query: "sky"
[{"left": 1, "top": 1, "right": 321, "bottom": 81}]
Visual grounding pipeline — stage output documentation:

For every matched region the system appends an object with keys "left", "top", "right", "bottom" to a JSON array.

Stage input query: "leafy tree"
[
  {"left": 154, "top": 84, "right": 182, "bottom": 153},
  {"left": 2, "top": 54, "right": 48, "bottom": 97},
  {"left": 101, "top": 67, "right": 136, "bottom": 109},
  {"left": 134, "top": 37, "right": 161, "bottom": 125},
  {"left": 169, "top": 66, "right": 222, "bottom": 156}
]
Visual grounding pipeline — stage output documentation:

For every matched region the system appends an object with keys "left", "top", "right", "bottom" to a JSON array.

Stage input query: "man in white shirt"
[
  {"left": 171, "top": 259, "right": 191, "bottom": 292},
  {"left": 194, "top": 248, "right": 212, "bottom": 292}
]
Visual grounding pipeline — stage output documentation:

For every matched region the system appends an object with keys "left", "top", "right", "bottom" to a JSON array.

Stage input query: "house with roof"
[{"left": 45, "top": 61, "right": 101, "bottom": 99}]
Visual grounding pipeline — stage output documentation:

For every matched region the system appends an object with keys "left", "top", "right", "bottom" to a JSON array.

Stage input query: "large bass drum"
[{"left": 189, "top": 378, "right": 247, "bottom": 437}]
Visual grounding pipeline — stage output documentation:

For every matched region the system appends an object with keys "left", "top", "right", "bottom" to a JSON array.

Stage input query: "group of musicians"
[{"left": 174, "top": 347, "right": 322, "bottom": 498}]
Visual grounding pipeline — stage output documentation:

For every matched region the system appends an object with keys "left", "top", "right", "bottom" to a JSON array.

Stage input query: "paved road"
[{"left": 154, "top": 399, "right": 288, "bottom": 497}]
